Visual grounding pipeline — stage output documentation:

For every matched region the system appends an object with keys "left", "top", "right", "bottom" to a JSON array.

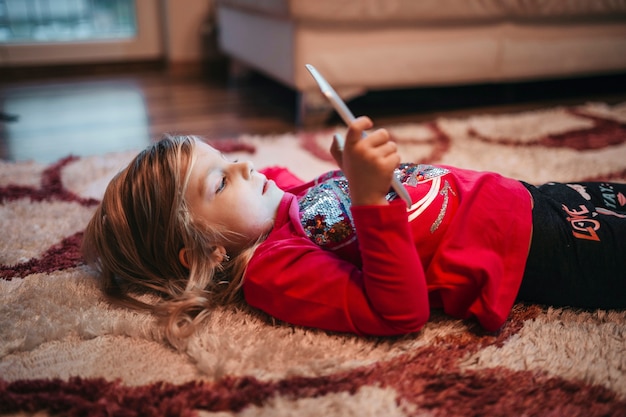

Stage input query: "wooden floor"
[{"left": 1, "top": 63, "right": 626, "bottom": 163}]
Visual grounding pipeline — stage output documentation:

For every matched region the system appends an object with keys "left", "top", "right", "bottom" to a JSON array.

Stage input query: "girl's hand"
[{"left": 341, "top": 116, "right": 400, "bottom": 206}]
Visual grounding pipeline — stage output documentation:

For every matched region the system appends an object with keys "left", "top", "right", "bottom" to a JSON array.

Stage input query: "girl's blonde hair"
[{"left": 82, "top": 135, "right": 254, "bottom": 349}]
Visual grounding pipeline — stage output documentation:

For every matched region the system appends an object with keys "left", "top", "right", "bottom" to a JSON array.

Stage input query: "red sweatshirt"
[{"left": 244, "top": 164, "right": 533, "bottom": 335}]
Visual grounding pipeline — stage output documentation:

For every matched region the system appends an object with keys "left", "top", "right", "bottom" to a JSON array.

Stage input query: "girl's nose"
[{"left": 234, "top": 160, "right": 254, "bottom": 179}]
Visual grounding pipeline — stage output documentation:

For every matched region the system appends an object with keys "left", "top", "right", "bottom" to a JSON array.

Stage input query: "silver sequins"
[
  {"left": 387, "top": 164, "right": 449, "bottom": 200},
  {"left": 298, "top": 171, "right": 356, "bottom": 249}
]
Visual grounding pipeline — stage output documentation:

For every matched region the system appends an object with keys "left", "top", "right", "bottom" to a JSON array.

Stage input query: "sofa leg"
[
  {"left": 227, "top": 59, "right": 253, "bottom": 86},
  {"left": 296, "top": 87, "right": 366, "bottom": 127},
  {"left": 296, "top": 91, "right": 332, "bottom": 127}
]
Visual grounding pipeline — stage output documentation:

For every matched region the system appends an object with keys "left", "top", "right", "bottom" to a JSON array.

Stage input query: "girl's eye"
[{"left": 217, "top": 176, "right": 226, "bottom": 193}]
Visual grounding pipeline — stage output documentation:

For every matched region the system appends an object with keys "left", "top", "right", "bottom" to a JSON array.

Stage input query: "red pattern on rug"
[
  {"left": 1, "top": 106, "right": 625, "bottom": 416},
  {"left": 207, "top": 138, "right": 257, "bottom": 155},
  {"left": 0, "top": 156, "right": 99, "bottom": 280},
  {"left": 3, "top": 320, "right": 626, "bottom": 417},
  {"left": 297, "top": 122, "right": 451, "bottom": 165},
  {"left": 0, "top": 232, "right": 85, "bottom": 280},
  {"left": 468, "top": 109, "right": 626, "bottom": 151},
  {"left": 0, "top": 156, "right": 99, "bottom": 206},
  {"left": 3, "top": 369, "right": 625, "bottom": 417}
]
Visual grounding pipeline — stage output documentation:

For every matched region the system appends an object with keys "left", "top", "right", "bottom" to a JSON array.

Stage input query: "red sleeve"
[
  {"left": 351, "top": 200, "right": 430, "bottom": 332},
  {"left": 243, "top": 199, "right": 430, "bottom": 336}
]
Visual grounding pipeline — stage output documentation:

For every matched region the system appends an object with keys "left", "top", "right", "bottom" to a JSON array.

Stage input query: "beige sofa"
[{"left": 215, "top": 0, "right": 626, "bottom": 124}]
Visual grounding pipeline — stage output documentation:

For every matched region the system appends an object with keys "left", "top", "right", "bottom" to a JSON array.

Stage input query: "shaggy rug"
[{"left": 1, "top": 102, "right": 626, "bottom": 417}]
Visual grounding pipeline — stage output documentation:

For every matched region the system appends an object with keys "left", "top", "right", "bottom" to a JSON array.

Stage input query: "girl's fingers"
[
  {"left": 382, "top": 138, "right": 398, "bottom": 156},
  {"left": 366, "top": 128, "right": 392, "bottom": 147},
  {"left": 345, "top": 116, "right": 373, "bottom": 146}
]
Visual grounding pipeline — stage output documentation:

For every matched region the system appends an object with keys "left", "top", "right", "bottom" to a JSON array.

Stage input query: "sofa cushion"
[{"left": 216, "top": 0, "right": 626, "bottom": 24}]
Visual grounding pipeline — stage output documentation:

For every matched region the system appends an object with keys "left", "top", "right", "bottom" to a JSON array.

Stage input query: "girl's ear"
[
  {"left": 179, "top": 246, "right": 228, "bottom": 269},
  {"left": 212, "top": 245, "right": 228, "bottom": 264},
  {"left": 178, "top": 248, "right": 191, "bottom": 269}
]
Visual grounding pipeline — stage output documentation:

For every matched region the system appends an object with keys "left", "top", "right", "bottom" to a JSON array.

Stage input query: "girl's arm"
[
  {"left": 244, "top": 202, "right": 430, "bottom": 336},
  {"left": 244, "top": 118, "right": 430, "bottom": 336},
  {"left": 344, "top": 117, "right": 430, "bottom": 332}
]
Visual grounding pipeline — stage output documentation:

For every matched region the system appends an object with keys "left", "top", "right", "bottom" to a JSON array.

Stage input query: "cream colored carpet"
[{"left": 1, "top": 102, "right": 626, "bottom": 416}]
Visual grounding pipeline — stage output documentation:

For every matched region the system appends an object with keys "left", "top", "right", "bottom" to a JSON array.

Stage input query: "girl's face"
[{"left": 185, "top": 141, "right": 284, "bottom": 252}]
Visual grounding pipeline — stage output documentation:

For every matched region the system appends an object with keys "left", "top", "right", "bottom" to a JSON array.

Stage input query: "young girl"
[{"left": 82, "top": 116, "right": 626, "bottom": 347}]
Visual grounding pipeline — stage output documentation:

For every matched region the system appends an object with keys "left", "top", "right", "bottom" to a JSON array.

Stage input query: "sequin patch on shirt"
[
  {"left": 298, "top": 172, "right": 356, "bottom": 250},
  {"left": 397, "top": 163, "right": 449, "bottom": 185},
  {"left": 298, "top": 165, "right": 449, "bottom": 248},
  {"left": 387, "top": 164, "right": 450, "bottom": 200}
]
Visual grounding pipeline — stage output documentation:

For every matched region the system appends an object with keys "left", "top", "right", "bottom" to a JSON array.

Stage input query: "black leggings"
[{"left": 518, "top": 181, "right": 626, "bottom": 310}]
